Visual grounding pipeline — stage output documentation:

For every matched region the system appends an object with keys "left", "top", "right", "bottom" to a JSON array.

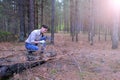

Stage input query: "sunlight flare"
[{"left": 109, "top": 0, "right": 120, "bottom": 11}]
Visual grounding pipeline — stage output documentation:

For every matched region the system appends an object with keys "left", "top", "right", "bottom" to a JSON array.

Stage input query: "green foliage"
[
  {"left": 0, "top": 31, "right": 11, "bottom": 42},
  {"left": 57, "top": 24, "right": 64, "bottom": 31},
  {"left": 0, "top": 31, "right": 11, "bottom": 37},
  {"left": 50, "top": 69, "right": 57, "bottom": 75}
]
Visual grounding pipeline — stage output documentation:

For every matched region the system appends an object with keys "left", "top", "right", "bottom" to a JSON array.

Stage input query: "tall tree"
[
  {"left": 111, "top": 0, "right": 120, "bottom": 49},
  {"left": 63, "top": 0, "right": 69, "bottom": 32},
  {"left": 70, "top": 0, "right": 80, "bottom": 42},
  {"left": 70, "top": 0, "right": 75, "bottom": 41},
  {"left": 112, "top": 13, "right": 119, "bottom": 49},
  {"left": 18, "top": 0, "right": 25, "bottom": 42},
  {"left": 75, "top": 0, "right": 79, "bottom": 42},
  {"left": 88, "top": 0, "right": 94, "bottom": 45},
  {"left": 34, "top": 0, "right": 38, "bottom": 29},
  {"left": 40, "top": 0, "right": 44, "bottom": 26},
  {"left": 51, "top": 0, "right": 55, "bottom": 44},
  {"left": 28, "top": 0, "right": 35, "bottom": 34}
]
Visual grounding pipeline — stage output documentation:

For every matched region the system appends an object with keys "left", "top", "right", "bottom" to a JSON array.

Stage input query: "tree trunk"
[
  {"left": 18, "top": 0, "right": 25, "bottom": 42},
  {"left": 98, "top": 24, "right": 101, "bottom": 41},
  {"left": 28, "top": 0, "right": 35, "bottom": 34},
  {"left": 51, "top": 0, "right": 55, "bottom": 44},
  {"left": 88, "top": 0, "right": 94, "bottom": 45},
  {"left": 70, "top": 0, "right": 75, "bottom": 41},
  {"left": 41, "top": 0, "right": 44, "bottom": 26},
  {"left": 34, "top": 0, "right": 38, "bottom": 29},
  {"left": 112, "top": 14, "right": 119, "bottom": 49},
  {"left": 75, "top": 0, "right": 79, "bottom": 42},
  {"left": 63, "top": 0, "right": 70, "bottom": 32}
]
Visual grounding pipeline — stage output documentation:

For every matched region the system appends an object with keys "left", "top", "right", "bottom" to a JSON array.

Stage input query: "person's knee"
[{"left": 33, "top": 47, "right": 39, "bottom": 51}]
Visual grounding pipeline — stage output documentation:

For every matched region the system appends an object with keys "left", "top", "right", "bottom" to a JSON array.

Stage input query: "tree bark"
[
  {"left": 34, "top": 0, "right": 38, "bottom": 29},
  {"left": 28, "top": 0, "right": 35, "bottom": 34},
  {"left": 51, "top": 0, "right": 55, "bottom": 44},
  {"left": 70, "top": 0, "right": 75, "bottom": 41},
  {"left": 41, "top": 0, "right": 44, "bottom": 26},
  {"left": 18, "top": 0, "right": 25, "bottom": 42},
  {"left": 88, "top": 0, "right": 94, "bottom": 45}
]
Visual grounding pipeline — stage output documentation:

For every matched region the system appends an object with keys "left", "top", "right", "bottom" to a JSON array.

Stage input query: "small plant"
[{"left": 50, "top": 69, "right": 57, "bottom": 75}]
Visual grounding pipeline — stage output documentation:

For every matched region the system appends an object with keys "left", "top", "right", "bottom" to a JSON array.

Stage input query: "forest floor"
[{"left": 0, "top": 33, "right": 120, "bottom": 80}]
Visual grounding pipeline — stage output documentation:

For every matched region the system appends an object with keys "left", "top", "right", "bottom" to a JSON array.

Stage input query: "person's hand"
[{"left": 39, "top": 40, "right": 46, "bottom": 44}]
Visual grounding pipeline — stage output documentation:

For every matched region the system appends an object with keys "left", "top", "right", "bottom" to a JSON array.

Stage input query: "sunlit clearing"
[{"left": 109, "top": 0, "right": 120, "bottom": 11}]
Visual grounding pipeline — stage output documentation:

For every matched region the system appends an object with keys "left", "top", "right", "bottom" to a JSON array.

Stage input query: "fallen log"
[
  {"left": 0, "top": 59, "right": 47, "bottom": 80},
  {"left": 0, "top": 51, "right": 56, "bottom": 80}
]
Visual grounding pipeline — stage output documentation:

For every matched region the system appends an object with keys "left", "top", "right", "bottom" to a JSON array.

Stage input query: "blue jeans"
[{"left": 25, "top": 43, "right": 39, "bottom": 51}]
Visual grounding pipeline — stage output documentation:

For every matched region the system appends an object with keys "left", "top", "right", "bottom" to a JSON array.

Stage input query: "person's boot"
[
  {"left": 27, "top": 55, "right": 36, "bottom": 61},
  {"left": 27, "top": 51, "right": 35, "bottom": 55},
  {"left": 40, "top": 47, "right": 45, "bottom": 53},
  {"left": 26, "top": 51, "right": 36, "bottom": 61}
]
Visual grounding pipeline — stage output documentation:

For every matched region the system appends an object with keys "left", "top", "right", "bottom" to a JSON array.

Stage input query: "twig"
[
  {"left": 70, "top": 55, "right": 83, "bottom": 80},
  {"left": 0, "top": 50, "right": 26, "bottom": 51}
]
